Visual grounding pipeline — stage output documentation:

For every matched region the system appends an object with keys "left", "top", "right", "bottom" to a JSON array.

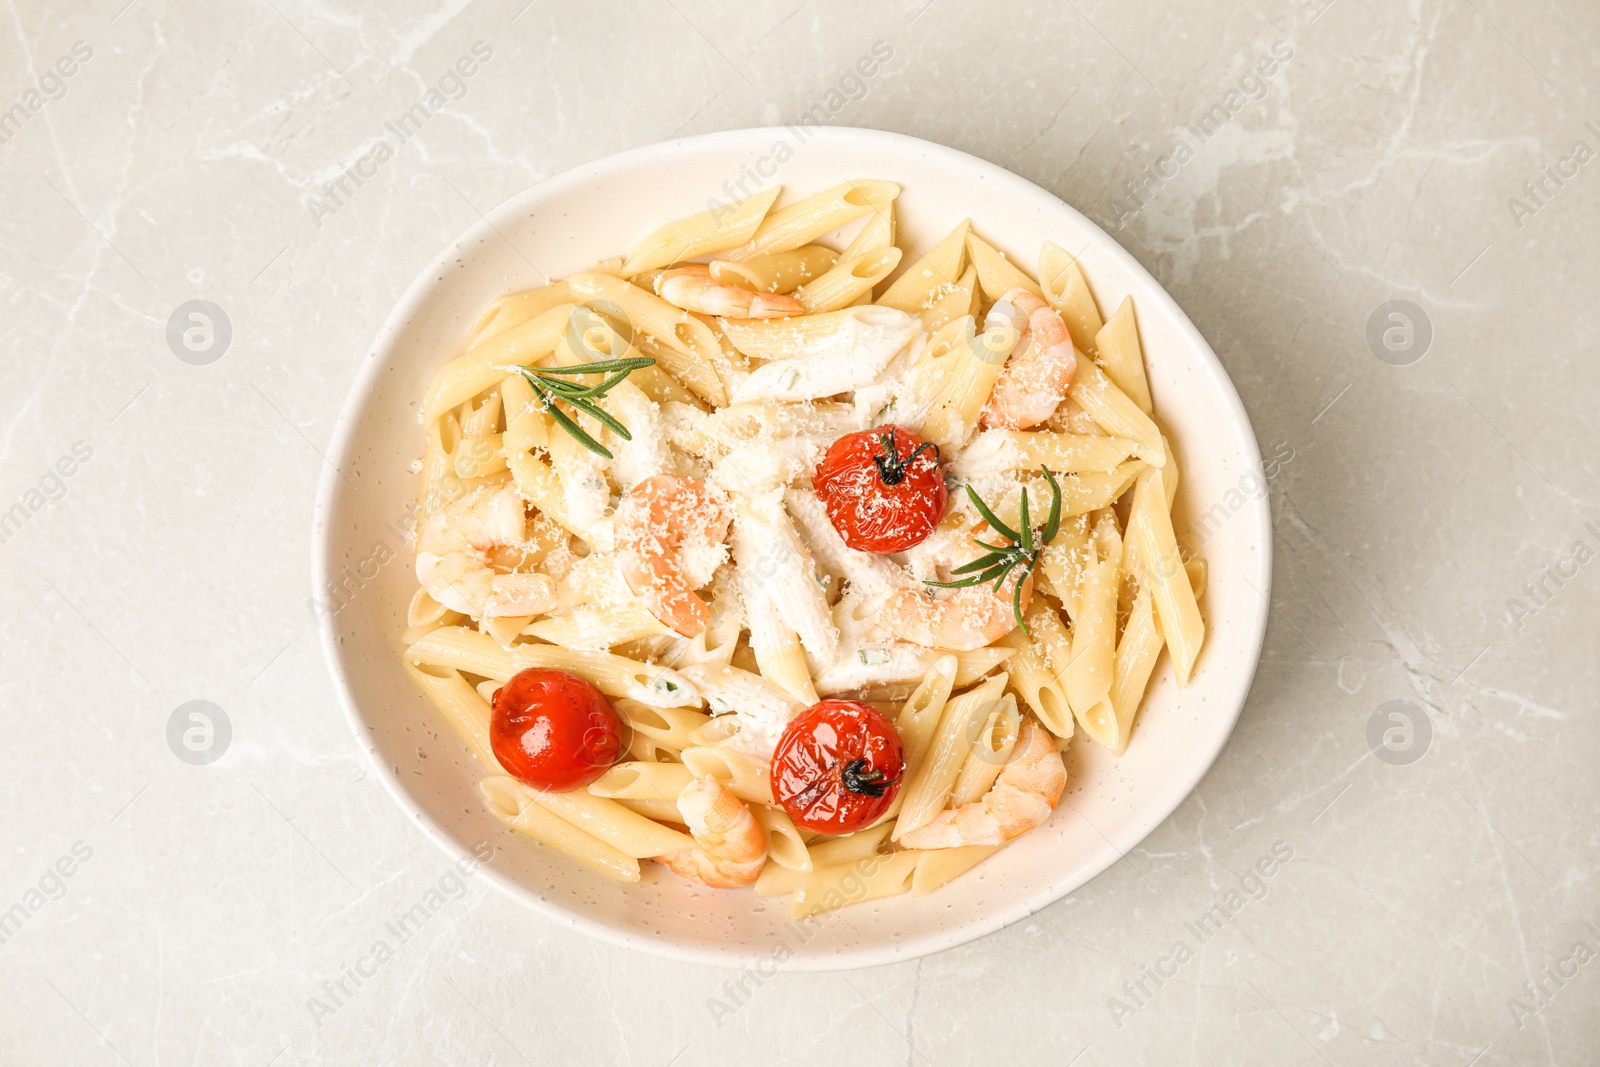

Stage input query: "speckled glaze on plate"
[{"left": 312, "top": 127, "right": 1271, "bottom": 971}]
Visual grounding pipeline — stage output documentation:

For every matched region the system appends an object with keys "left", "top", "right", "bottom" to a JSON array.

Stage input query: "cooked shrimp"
[
  {"left": 415, "top": 482, "right": 558, "bottom": 618},
  {"left": 880, "top": 527, "right": 1032, "bottom": 652},
  {"left": 981, "top": 288, "right": 1078, "bottom": 430},
  {"left": 615, "top": 474, "right": 731, "bottom": 637},
  {"left": 656, "top": 776, "right": 767, "bottom": 887},
  {"left": 657, "top": 265, "right": 804, "bottom": 319},
  {"left": 898, "top": 720, "right": 1066, "bottom": 848}
]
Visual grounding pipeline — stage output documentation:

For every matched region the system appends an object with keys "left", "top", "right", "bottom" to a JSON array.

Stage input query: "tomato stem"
[
  {"left": 840, "top": 757, "right": 901, "bottom": 798},
  {"left": 872, "top": 429, "right": 940, "bottom": 487}
]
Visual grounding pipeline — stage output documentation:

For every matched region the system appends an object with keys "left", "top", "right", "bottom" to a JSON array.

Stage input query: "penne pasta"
[
  {"left": 1067, "top": 355, "right": 1166, "bottom": 467},
  {"left": 966, "top": 231, "right": 1043, "bottom": 301},
  {"left": 405, "top": 662, "right": 496, "bottom": 768},
  {"left": 1129, "top": 467, "right": 1204, "bottom": 687},
  {"left": 709, "top": 245, "right": 837, "bottom": 293},
  {"left": 879, "top": 218, "right": 970, "bottom": 313},
  {"left": 893, "top": 674, "right": 1008, "bottom": 841},
  {"left": 793, "top": 247, "right": 902, "bottom": 313},
  {"left": 1038, "top": 242, "right": 1103, "bottom": 354},
  {"left": 911, "top": 845, "right": 998, "bottom": 895},
  {"left": 723, "top": 180, "right": 898, "bottom": 261},
  {"left": 399, "top": 179, "right": 1207, "bottom": 904},
  {"left": 588, "top": 760, "right": 695, "bottom": 801},
  {"left": 1000, "top": 607, "right": 1075, "bottom": 740},
  {"left": 621, "top": 187, "right": 781, "bottom": 275},
  {"left": 479, "top": 777, "right": 640, "bottom": 883},
  {"left": 533, "top": 787, "right": 696, "bottom": 858},
  {"left": 425, "top": 303, "right": 575, "bottom": 420},
  {"left": 1095, "top": 296, "right": 1153, "bottom": 414},
  {"left": 750, "top": 804, "right": 811, "bottom": 872},
  {"left": 405, "top": 626, "right": 701, "bottom": 708},
  {"left": 950, "top": 694, "right": 1020, "bottom": 805},
  {"left": 566, "top": 272, "right": 727, "bottom": 406},
  {"left": 680, "top": 746, "right": 775, "bottom": 806},
  {"left": 787, "top": 850, "right": 917, "bottom": 919}
]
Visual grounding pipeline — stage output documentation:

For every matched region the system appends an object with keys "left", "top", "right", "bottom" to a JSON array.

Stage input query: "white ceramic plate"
[{"left": 312, "top": 127, "right": 1271, "bottom": 970}]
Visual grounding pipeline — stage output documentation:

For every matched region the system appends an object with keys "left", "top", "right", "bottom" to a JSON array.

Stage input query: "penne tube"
[
  {"left": 911, "top": 845, "right": 998, "bottom": 895},
  {"left": 750, "top": 805, "right": 811, "bottom": 872},
  {"left": 588, "top": 760, "right": 695, "bottom": 801},
  {"left": 1000, "top": 606, "right": 1075, "bottom": 740},
  {"left": 1038, "top": 242, "right": 1103, "bottom": 354},
  {"left": 921, "top": 263, "right": 979, "bottom": 333},
  {"left": 479, "top": 777, "right": 640, "bottom": 883},
  {"left": 787, "top": 850, "right": 917, "bottom": 919},
  {"left": 709, "top": 245, "right": 837, "bottom": 293},
  {"left": 919, "top": 316, "right": 1020, "bottom": 451},
  {"left": 756, "top": 822, "right": 894, "bottom": 896},
  {"left": 1009, "top": 430, "right": 1139, "bottom": 473},
  {"left": 1095, "top": 296, "right": 1153, "bottom": 414},
  {"left": 1066, "top": 512, "right": 1123, "bottom": 720},
  {"left": 953, "top": 646, "right": 1016, "bottom": 686},
  {"left": 793, "top": 247, "right": 902, "bottom": 313},
  {"left": 893, "top": 674, "right": 1008, "bottom": 841},
  {"left": 966, "top": 231, "right": 1043, "bottom": 301},
  {"left": 500, "top": 371, "right": 550, "bottom": 454},
  {"left": 723, "top": 180, "right": 897, "bottom": 261},
  {"left": 525, "top": 601, "right": 671, "bottom": 651},
  {"left": 425, "top": 304, "right": 575, "bottom": 420},
  {"left": 1067, "top": 356, "right": 1166, "bottom": 467},
  {"left": 469, "top": 282, "right": 574, "bottom": 348},
  {"left": 1108, "top": 583, "right": 1163, "bottom": 755},
  {"left": 566, "top": 272, "right": 727, "bottom": 406},
  {"left": 1186, "top": 557, "right": 1208, "bottom": 599},
  {"left": 615, "top": 797, "right": 684, "bottom": 824},
  {"left": 950, "top": 694, "right": 1020, "bottom": 805},
  {"left": 879, "top": 218, "right": 970, "bottom": 313},
  {"left": 1129, "top": 467, "right": 1204, "bottom": 687},
  {"left": 405, "top": 662, "right": 496, "bottom": 768},
  {"left": 841, "top": 197, "right": 895, "bottom": 258},
  {"left": 873, "top": 655, "right": 958, "bottom": 827},
  {"left": 405, "top": 626, "right": 701, "bottom": 707},
  {"left": 532, "top": 787, "right": 696, "bottom": 858},
  {"left": 899, "top": 315, "right": 973, "bottom": 427},
  {"left": 680, "top": 746, "right": 775, "bottom": 806},
  {"left": 613, "top": 700, "right": 712, "bottom": 751},
  {"left": 678, "top": 661, "right": 804, "bottom": 724},
  {"left": 621, "top": 187, "right": 781, "bottom": 275}
]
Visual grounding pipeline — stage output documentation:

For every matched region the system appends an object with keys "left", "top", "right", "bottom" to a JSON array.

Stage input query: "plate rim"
[{"left": 311, "top": 125, "right": 1273, "bottom": 971}]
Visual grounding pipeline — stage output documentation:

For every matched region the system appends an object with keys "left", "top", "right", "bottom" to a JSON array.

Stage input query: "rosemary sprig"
[
  {"left": 926, "top": 466, "right": 1062, "bottom": 632},
  {"left": 494, "top": 357, "right": 655, "bottom": 459}
]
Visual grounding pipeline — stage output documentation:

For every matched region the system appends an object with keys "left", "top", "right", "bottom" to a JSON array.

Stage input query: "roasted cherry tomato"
[
  {"left": 490, "top": 668, "right": 624, "bottom": 791},
  {"left": 771, "top": 700, "right": 904, "bottom": 834},
  {"left": 814, "top": 425, "right": 947, "bottom": 553}
]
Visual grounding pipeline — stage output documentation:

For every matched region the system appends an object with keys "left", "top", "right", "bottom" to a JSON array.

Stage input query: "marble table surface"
[{"left": 3, "top": 0, "right": 1597, "bottom": 1063}]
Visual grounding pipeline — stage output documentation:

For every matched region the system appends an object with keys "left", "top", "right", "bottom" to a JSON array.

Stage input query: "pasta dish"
[{"left": 400, "top": 180, "right": 1206, "bottom": 916}]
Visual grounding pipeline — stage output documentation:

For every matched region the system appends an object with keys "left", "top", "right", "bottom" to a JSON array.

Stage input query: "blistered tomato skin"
[
  {"left": 814, "top": 425, "right": 948, "bottom": 554},
  {"left": 490, "top": 668, "right": 624, "bottom": 792},
  {"left": 771, "top": 700, "right": 905, "bottom": 835}
]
